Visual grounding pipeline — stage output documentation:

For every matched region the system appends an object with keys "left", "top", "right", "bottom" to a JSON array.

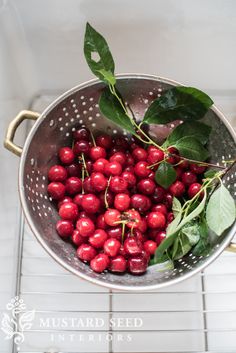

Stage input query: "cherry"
[
  {"left": 79, "top": 211, "right": 96, "bottom": 222},
  {"left": 96, "top": 214, "right": 108, "bottom": 229},
  {"left": 137, "top": 218, "right": 148, "bottom": 232},
  {"left": 165, "top": 147, "right": 179, "bottom": 164},
  {"left": 152, "top": 186, "right": 166, "bottom": 203},
  {"left": 73, "top": 194, "right": 84, "bottom": 209},
  {"left": 190, "top": 163, "right": 206, "bottom": 174},
  {"left": 85, "top": 160, "right": 93, "bottom": 174},
  {"left": 104, "top": 238, "right": 121, "bottom": 257},
  {"left": 56, "top": 220, "right": 74, "bottom": 238},
  {"left": 104, "top": 209, "right": 121, "bottom": 226},
  {"left": 124, "top": 238, "right": 143, "bottom": 256},
  {"left": 77, "top": 244, "right": 97, "bottom": 262},
  {"left": 59, "top": 147, "right": 75, "bottom": 164},
  {"left": 188, "top": 183, "right": 203, "bottom": 199},
  {"left": 73, "top": 127, "right": 90, "bottom": 141},
  {"left": 93, "top": 158, "right": 109, "bottom": 173},
  {"left": 90, "top": 172, "right": 107, "bottom": 192},
  {"left": 48, "top": 182, "right": 65, "bottom": 200},
  {"left": 147, "top": 211, "right": 166, "bottom": 229},
  {"left": 89, "top": 229, "right": 108, "bottom": 248},
  {"left": 132, "top": 147, "right": 148, "bottom": 161},
  {"left": 137, "top": 178, "right": 156, "bottom": 195},
  {"left": 65, "top": 177, "right": 82, "bottom": 195},
  {"left": 113, "top": 136, "right": 129, "bottom": 150},
  {"left": 134, "top": 161, "right": 150, "bottom": 178},
  {"left": 167, "top": 212, "right": 174, "bottom": 223},
  {"left": 125, "top": 153, "right": 135, "bottom": 166},
  {"left": 124, "top": 209, "right": 141, "bottom": 229},
  {"left": 126, "top": 229, "right": 147, "bottom": 243},
  {"left": 109, "top": 146, "right": 124, "bottom": 156},
  {"left": 96, "top": 134, "right": 112, "bottom": 149},
  {"left": 155, "top": 231, "right": 166, "bottom": 245},
  {"left": 58, "top": 196, "right": 73, "bottom": 208},
  {"left": 148, "top": 170, "right": 155, "bottom": 180},
  {"left": 104, "top": 161, "right": 122, "bottom": 176},
  {"left": 131, "top": 194, "right": 151, "bottom": 213},
  {"left": 151, "top": 204, "right": 168, "bottom": 215},
  {"left": 121, "top": 171, "right": 136, "bottom": 188},
  {"left": 107, "top": 226, "right": 122, "bottom": 241},
  {"left": 110, "top": 176, "right": 128, "bottom": 193},
  {"left": 81, "top": 194, "right": 101, "bottom": 213},
  {"left": 89, "top": 146, "right": 106, "bottom": 160},
  {"left": 73, "top": 140, "right": 90, "bottom": 155},
  {"left": 48, "top": 165, "right": 67, "bottom": 182},
  {"left": 83, "top": 176, "right": 95, "bottom": 193},
  {"left": 175, "top": 166, "right": 183, "bottom": 180},
  {"left": 124, "top": 165, "right": 135, "bottom": 173},
  {"left": 66, "top": 163, "right": 81, "bottom": 177},
  {"left": 147, "top": 147, "right": 164, "bottom": 164},
  {"left": 181, "top": 171, "right": 197, "bottom": 185},
  {"left": 144, "top": 240, "right": 157, "bottom": 255},
  {"left": 98, "top": 190, "right": 114, "bottom": 208},
  {"left": 110, "top": 152, "right": 126, "bottom": 166},
  {"left": 169, "top": 181, "right": 185, "bottom": 197},
  {"left": 59, "top": 202, "right": 78, "bottom": 221},
  {"left": 76, "top": 217, "right": 95, "bottom": 237},
  {"left": 114, "top": 193, "right": 130, "bottom": 211},
  {"left": 178, "top": 159, "right": 189, "bottom": 169},
  {"left": 72, "top": 229, "right": 84, "bottom": 246},
  {"left": 127, "top": 254, "right": 148, "bottom": 274},
  {"left": 90, "top": 253, "right": 109, "bottom": 273},
  {"left": 163, "top": 193, "right": 173, "bottom": 209},
  {"left": 109, "top": 256, "right": 127, "bottom": 273}
]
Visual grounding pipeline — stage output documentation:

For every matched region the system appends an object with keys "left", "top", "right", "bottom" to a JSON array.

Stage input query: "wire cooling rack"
[{"left": 7, "top": 93, "right": 236, "bottom": 353}]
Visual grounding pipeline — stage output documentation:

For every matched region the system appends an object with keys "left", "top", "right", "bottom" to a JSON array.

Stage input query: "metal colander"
[{"left": 4, "top": 74, "right": 236, "bottom": 291}]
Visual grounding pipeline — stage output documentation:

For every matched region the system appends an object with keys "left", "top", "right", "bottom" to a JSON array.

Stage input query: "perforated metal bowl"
[{"left": 4, "top": 74, "right": 236, "bottom": 291}]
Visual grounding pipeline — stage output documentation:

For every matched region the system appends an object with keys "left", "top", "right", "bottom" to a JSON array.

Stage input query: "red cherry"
[
  {"left": 109, "top": 146, "right": 124, "bottom": 156},
  {"left": 147, "top": 212, "right": 166, "bottom": 229},
  {"left": 109, "top": 256, "right": 127, "bottom": 273},
  {"left": 90, "top": 172, "right": 108, "bottom": 192},
  {"left": 165, "top": 147, "right": 179, "bottom": 164},
  {"left": 104, "top": 238, "right": 121, "bottom": 257},
  {"left": 155, "top": 231, "right": 166, "bottom": 245},
  {"left": 66, "top": 163, "right": 81, "bottom": 177},
  {"left": 81, "top": 194, "right": 101, "bottom": 213},
  {"left": 96, "top": 214, "right": 108, "bottom": 229},
  {"left": 93, "top": 158, "right": 109, "bottom": 173},
  {"left": 169, "top": 181, "right": 185, "bottom": 197},
  {"left": 134, "top": 161, "right": 150, "bottom": 178},
  {"left": 76, "top": 217, "right": 95, "bottom": 237},
  {"left": 89, "top": 146, "right": 106, "bottom": 160},
  {"left": 178, "top": 159, "right": 189, "bottom": 169},
  {"left": 104, "top": 161, "right": 122, "bottom": 176},
  {"left": 148, "top": 170, "right": 155, "bottom": 180},
  {"left": 132, "top": 147, "right": 148, "bottom": 162},
  {"left": 124, "top": 166, "right": 135, "bottom": 173},
  {"left": 73, "top": 194, "right": 84, "bottom": 209},
  {"left": 181, "top": 171, "right": 197, "bottom": 186},
  {"left": 151, "top": 204, "right": 168, "bottom": 215},
  {"left": 127, "top": 254, "right": 148, "bottom": 274},
  {"left": 59, "top": 202, "right": 78, "bottom": 221},
  {"left": 72, "top": 229, "right": 84, "bottom": 246},
  {"left": 73, "top": 140, "right": 90, "bottom": 155},
  {"left": 121, "top": 171, "right": 136, "bottom": 188},
  {"left": 77, "top": 244, "right": 97, "bottom": 262},
  {"left": 126, "top": 229, "right": 147, "bottom": 243},
  {"left": 104, "top": 209, "right": 121, "bottom": 226},
  {"left": 73, "top": 127, "right": 90, "bottom": 141},
  {"left": 114, "top": 193, "right": 131, "bottom": 211},
  {"left": 124, "top": 209, "right": 142, "bottom": 229},
  {"left": 152, "top": 186, "right": 166, "bottom": 203},
  {"left": 85, "top": 160, "right": 93, "bottom": 174},
  {"left": 65, "top": 177, "right": 82, "bottom": 195},
  {"left": 98, "top": 190, "right": 114, "bottom": 208},
  {"left": 137, "top": 178, "right": 156, "bottom": 195},
  {"left": 147, "top": 148, "right": 164, "bottom": 164},
  {"left": 125, "top": 153, "right": 135, "bottom": 166},
  {"left": 110, "top": 176, "right": 128, "bottom": 193},
  {"left": 106, "top": 226, "right": 122, "bottom": 241},
  {"left": 175, "top": 166, "right": 183, "bottom": 180},
  {"left": 167, "top": 212, "right": 174, "bottom": 223},
  {"left": 188, "top": 183, "right": 203, "bottom": 198},
  {"left": 56, "top": 220, "right": 74, "bottom": 238},
  {"left": 83, "top": 176, "right": 95, "bottom": 193},
  {"left": 137, "top": 218, "right": 148, "bottom": 232},
  {"left": 58, "top": 196, "right": 73, "bottom": 208},
  {"left": 59, "top": 147, "right": 75, "bottom": 164},
  {"left": 48, "top": 165, "right": 67, "bottom": 182},
  {"left": 144, "top": 240, "right": 157, "bottom": 255},
  {"left": 124, "top": 238, "right": 143, "bottom": 256},
  {"left": 110, "top": 152, "right": 126, "bottom": 166},
  {"left": 89, "top": 229, "right": 108, "bottom": 248},
  {"left": 113, "top": 136, "right": 129, "bottom": 149},
  {"left": 163, "top": 193, "right": 173, "bottom": 209},
  {"left": 131, "top": 194, "right": 151, "bottom": 213},
  {"left": 90, "top": 253, "right": 109, "bottom": 273},
  {"left": 96, "top": 134, "right": 112, "bottom": 149},
  {"left": 48, "top": 182, "right": 65, "bottom": 200},
  {"left": 79, "top": 211, "right": 96, "bottom": 222},
  {"left": 190, "top": 163, "right": 206, "bottom": 174}
]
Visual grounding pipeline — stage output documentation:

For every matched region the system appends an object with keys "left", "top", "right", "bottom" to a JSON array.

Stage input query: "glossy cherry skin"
[
  {"left": 114, "top": 193, "right": 131, "bottom": 211},
  {"left": 125, "top": 153, "right": 135, "bottom": 166},
  {"left": 132, "top": 147, "right": 148, "bottom": 162},
  {"left": 47, "top": 182, "right": 65, "bottom": 200},
  {"left": 104, "top": 161, "right": 122, "bottom": 176},
  {"left": 110, "top": 152, "right": 126, "bottom": 166},
  {"left": 126, "top": 229, "right": 147, "bottom": 243},
  {"left": 73, "top": 140, "right": 90, "bottom": 155},
  {"left": 106, "top": 226, "right": 122, "bottom": 241},
  {"left": 151, "top": 204, "right": 168, "bottom": 215},
  {"left": 81, "top": 194, "right": 101, "bottom": 213},
  {"left": 104, "top": 209, "right": 121, "bottom": 226},
  {"left": 147, "top": 147, "right": 164, "bottom": 164},
  {"left": 56, "top": 220, "right": 74, "bottom": 238},
  {"left": 93, "top": 158, "right": 109, "bottom": 173},
  {"left": 169, "top": 181, "right": 185, "bottom": 197},
  {"left": 134, "top": 161, "right": 150, "bottom": 178},
  {"left": 163, "top": 193, "right": 173, "bottom": 210},
  {"left": 65, "top": 177, "right": 82, "bottom": 195},
  {"left": 124, "top": 238, "right": 143, "bottom": 256},
  {"left": 110, "top": 176, "right": 128, "bottom": 193},
  {"left": 90, "top": 172, "right": 108, "bottom": 192},
  {"left": 190, "top": 163, "right": 206, "bottom": 174},
  {"left": 167, "top": 212, "right": 174, "bottom": 223},
  {"left": 147, "top": 211, "right": 166, "bottom": 229},
  {"left": 58, "top": 196, "right": 73, "bottom": 209},
  {"left": 131, "top": 194, "right": 151, "bottom": 213},
  {"left": 48, "top": 165, "right": 67, "bottom": 182},
  {"left": 83, "top": 176, "right": 96, "bottom": 193},
  {"left": 73, "top": 128, "right": 90, "bottom": 141},
  {"left": 89, "top": 229, "right": 108, "bottom": 248},
  {"left": 121, "top": 171, "right": 136, "bottom": 188},
  {"left": 89, "top": 146, "right": 106, "bottom": 160},
  {"left": 59, "top": 147, "right": 75, "bottom": 164},
  {"left": 152, "top": 186, "right": 166, "bottom": 203},
  {"left": 85, "top": 160, "right": 93, "bottom": 174},
  {"left": 127, "top": 254, "right": 148, "bottom": 275},
  {"left": 124, "top": 209, "right": 142, "bottom": 229},
  {"left": 66, "top": 163, "right": 81, "bottom": 177},
  {"left": 96, "top": 214, "right": 108, "bottom": 229},
  {"left": 77, "top": 244, "right": 97, "bottom": 262},
  {"left": 178, "top": 159, "right": 189, "bottom": 169},
  {"left": 96, "top": 134, "right": 112, "bottom": 149},
  {"left": 59, "top": 202, "right": 78, "bottom": 221},
  {"left": 76, "top": 217, "right": 95, "bottom": 237},
  {"left": 137, "top": 178, "right": 156, "bottom": 195},
  {"left": 71, "top": 229, "right": 84, "bottom": 246},
  {"left": 181, "top": 171, "right": 197, "bottom": 186},
  {"left": 104, "top": 238, "right": 121, "bottom": 257},
  {"left": 144, "top": 240, "right": 157, "bottom": 255},
  {"left": 109, "top": 255, "right": 127, "bottom": 273},
  {"left": 188, "top": 183, "right": 203, "bottom": 198},
  {"left": 137, "top": 218, "right": 148, "bottom": 232},
  {"left": 165, "top": 147, "right": 179, "bottom": 164},
  {"left": 155, "top": 231, "right": 166, "bottom": 245},
  {"left": 90, "top": 253, "right": 110, "bottom": 273},
  {"left": 73, "top": 194, "right": 84, "bottom": 209}
]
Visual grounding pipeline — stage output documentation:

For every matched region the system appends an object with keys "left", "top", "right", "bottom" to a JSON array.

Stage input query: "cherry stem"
[
  {"left": 104, "top": 176, "right": 112, "bottom": 209},
  {"left": 173, "top": 154, "right": 228, "bottom": 170},
  {"left": 81, "top": 153, "right": 89, "bottom": 177},
  {"left": 121, "top": 222, "right": 126, "bottom": 243},
  {"left": 81, "top": 168, "right": 85, "bottom": 194},
  {"left": 90, "top": 130, "right": 96, "bottom": 146}
]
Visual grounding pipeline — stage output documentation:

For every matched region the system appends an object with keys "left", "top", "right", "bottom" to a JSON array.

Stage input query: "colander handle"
[
  {"left": 4, "top": 110, "right": 40, "bottom": 157},
  {"left": 226, "top": 242, "right": 236, "bottom": 253}
]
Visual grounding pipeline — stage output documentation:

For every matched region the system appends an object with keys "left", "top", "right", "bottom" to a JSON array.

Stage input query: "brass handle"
[
  {"left": 226, "top": 242, "right": 236, "bottom": 253},
  {"left": 4, "top": 110, "right": 40, "bottom": 157}
]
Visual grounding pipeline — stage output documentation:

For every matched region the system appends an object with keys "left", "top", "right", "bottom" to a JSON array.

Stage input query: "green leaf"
[
  {"left": 173, "top": 136, "right": 209, "bottom": 161},
  {"left": 155, "top": 161, "right": 177, "bottom": 189},
  {"left": 204, "top": 169, "right": 218, "bottom": 179},
  {"left": 181, "top": 222, "right": 201, "bottom": 245},
  {"left": 172, "top": 197, "right": 182, "bottom": 218},
  {"left": 154, "top": 232, "right": 177, "bottom": 260},
  {"left": 99, "top": 87, "right": 136, "bottom": 134},
  {"left": 143, "top": 86, "right": 213, "bottom": 124},
  {"left": 166, "top": 198, "right": 182, "bottom": 236},
  {"left": 84, "top": 22, "right": 116, "bottom": 84},
  {"left": 166, "top": 121, "right": 211, "bottom": 146},
  {"left": 206, "top": 184, "right": 236, "bottom": 236},
  {"left": 149, "top": 254, "right": 174, "bottom": 270},
  {"left": 172, "top": 234, "right": 192, "bottom": 260},
  {"left": 193, "top": 218, "right": 211, "bottom": 256}
]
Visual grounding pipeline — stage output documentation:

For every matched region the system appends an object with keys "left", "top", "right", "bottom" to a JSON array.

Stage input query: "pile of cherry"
[{"left": 47, "top": 128, "right": 206, "bottom": 275}]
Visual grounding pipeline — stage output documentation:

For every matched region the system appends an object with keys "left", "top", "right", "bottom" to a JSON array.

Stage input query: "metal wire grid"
[{"left": 8, "top": 94, "right": 236, "bottom": 353}]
